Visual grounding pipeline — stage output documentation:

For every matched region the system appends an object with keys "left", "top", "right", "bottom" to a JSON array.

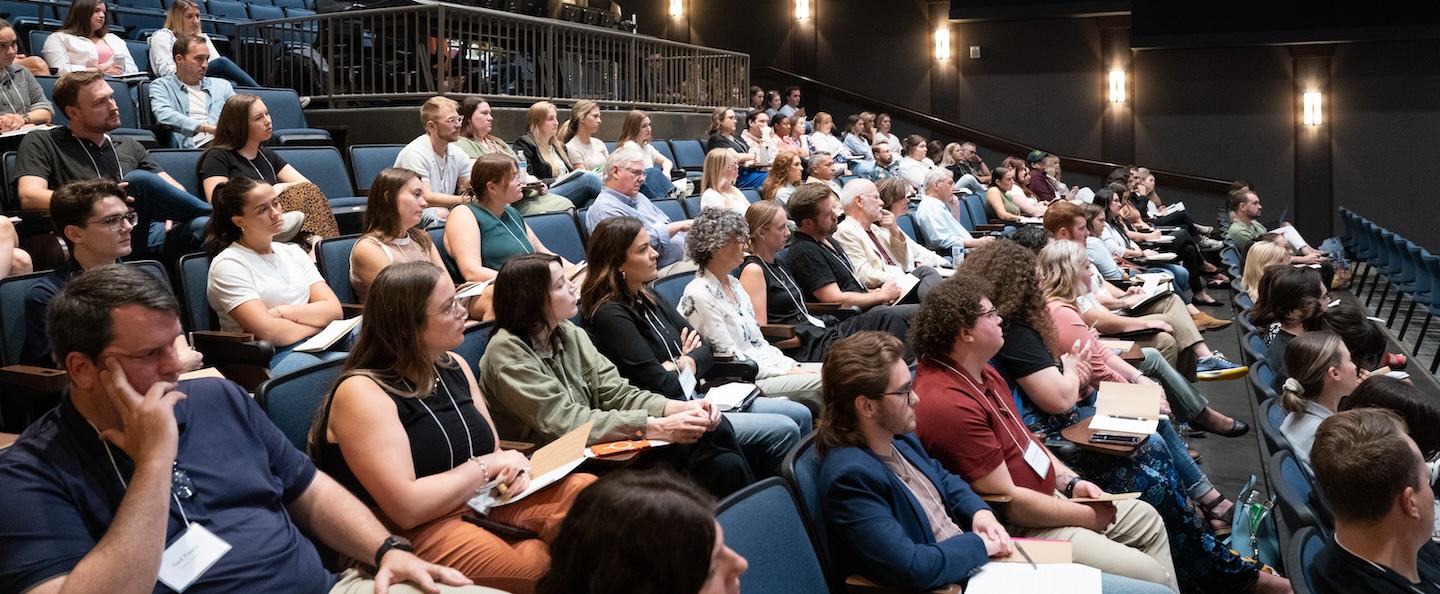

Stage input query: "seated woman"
[
  {"left": 738, "top": 110, "right": 778, "bottom": 169},
  {"left": 561, "top": 100, "right": 607, "bottom": 170},
  {"left": 1278, "top": 330, "right": 1360, "bottom": 470},
  {"left": 513, "top": 101, "right": 605, "bottom": 209},
  {"left": 310, "top": 261, "right": 595, "bottom": 594},
  {"left": 1241, "top": 240, "right": 1290, "bottom": 302},
  {"left": 1098, "top": 181, "right": 1224, "bottom": 297},
  {"left": 738, "top": 199, "right": 910, "bottom": 363},
  {"left": 200, "top": 94, "right": 339, "bottom": 242},
  {"left": 1039, "top": 240, "right": 1247, "bottom": 438},
  {"left": 894, "top": 134, "right": 934, "bottom": 190},
  {"left": 42, "top": 0, "right": 137, "bottom": 75},
  {"left": 703, "top": 107, "right": 764, "bottom": 188},
  {"left": 875, "top": 177, "right": 950, "bottom": 268},
  {"left": 1340, "top": 375, "right": 1440, "bottom": 461},
  {"left": 698, "top": 148, "right": 749, "bottom": 215},
  {"left": 677, "top": 208, "right": 823, "bottom": 415},
  {"left": 758, "top": 150, "right": 801, "bottom": 205},
  {"left": 1321, "top": 302, "right": 1403, "bottom": 371},
  {"left": 0, "top": 217, "right": 31, "bottom": 278},
  {"left": 453, "top": 97, "right": 570, "bottom": 216},
  {"left": 441, "top": 154, "right": 574, "bottom": 320},
  {"left": 580, "top": 216, "right": 809, "bottom": 477},
  {"left": 983, "top": 166, "right": 1025, "bottom": 222},
  {"left": 615, "top": 109, "right": 677, "bottom": 181},
  {"left": 1132, "top": 168, "right": 1217, "bottom": 240},
  {"left": 478, "top": 253, "right": 752, "bottom": 497},
  {"left": 761, "top": 89, "right": 781, "bottom": 117},
  {"left": 537, "top": 470, "right": 747, "bottom": 594},
  {"left": 148, "top": 0, "right": 256, "bottom": 85},
  {"left": 964, "top": 240, "right": 1284, "bottom": 594},
  {"left": 773, "top": 115, "right": 808, "bottom": 158},
  {"left": 840, "top": 114, "right": 875, "bottom": 177},
  {"left": 1093, "top": 187, "right": 1221, "bottom": 307},
  {"left": 807, "top": 112, "right": 850, "bottom": 173},
  {"left": 1251, "top": 264, "right": 1328, "bottom": 392},
  {"left": 350, "top": 168, "right": 444, "bottom": 301},
  {"left": 204, "top": 177, "right": 346, "bottom": 376}
]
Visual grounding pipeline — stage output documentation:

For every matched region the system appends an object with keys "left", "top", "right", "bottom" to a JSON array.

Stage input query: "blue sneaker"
[{"left": 1196, "top": 351, "right": 1248, "bottom": 381}]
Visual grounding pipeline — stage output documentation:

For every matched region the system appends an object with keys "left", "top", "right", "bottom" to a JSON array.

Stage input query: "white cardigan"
[{"left": 43, "top": 32, "right": 139, "bottom": 75}]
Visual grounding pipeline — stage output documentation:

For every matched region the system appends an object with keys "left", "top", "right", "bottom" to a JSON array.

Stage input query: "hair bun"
[{"left": 1282, "top": 377, "right": 1305, "bottom": 396}]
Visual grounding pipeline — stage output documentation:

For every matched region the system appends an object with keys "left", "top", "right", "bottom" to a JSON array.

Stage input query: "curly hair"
[
  {"left": 959, "top": 239, "right": 1057, "bottom": 352},
  {"left": 684, "top": 207, "right": 749, "bottom": 272},
  {"left": 910, "top": 275, "right": 993, "bottom": 361}
]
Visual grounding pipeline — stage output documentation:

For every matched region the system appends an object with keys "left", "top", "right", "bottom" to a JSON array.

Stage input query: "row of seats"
[{"left": 1340, "top": 208, "right": 1440, "bottom": 374}]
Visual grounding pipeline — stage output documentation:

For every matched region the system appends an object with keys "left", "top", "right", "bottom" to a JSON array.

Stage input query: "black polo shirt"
[{"left": 13, "top": 126, "right": 161, "bottom": 186}]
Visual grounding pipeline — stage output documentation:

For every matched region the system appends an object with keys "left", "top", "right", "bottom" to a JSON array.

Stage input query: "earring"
[{"left": 621, "top": 270, "right": 628, "bottom": 280}]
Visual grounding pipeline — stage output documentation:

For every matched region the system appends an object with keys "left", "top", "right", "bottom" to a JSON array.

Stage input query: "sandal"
[{"left": 1198, "top": 494, "right": 1233, "bottom": 537}]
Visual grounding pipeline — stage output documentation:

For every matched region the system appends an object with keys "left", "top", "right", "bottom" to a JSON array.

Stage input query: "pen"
[
  {"left": 1105, "top": 414, "right": 1150, "bottom": 422},
  {"left": 1015, "top": 542, "right": 1037, "bottom": 570}
]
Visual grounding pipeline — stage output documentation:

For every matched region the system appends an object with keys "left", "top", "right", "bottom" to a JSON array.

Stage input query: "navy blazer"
[{"left": 818, "top": 433, "right": 992, "bottom": 590}]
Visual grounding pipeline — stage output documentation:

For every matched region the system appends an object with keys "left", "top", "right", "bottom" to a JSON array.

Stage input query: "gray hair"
[
  {"left": 808, "top": 151, "right": 832, "bottom": 174},
  {"left": 923, "top": 167, "right": 953, "bottom": 193},
  {"left": 602, "top": 145, "right": 649, "bottom": 181},
  {"left": 684, "top": 207, "right": 750, "bottom": 272},
  {"left": 838, "top": 178, "right": 876, "bottom": 211},
  {"left": 47, "top": 263, "right": 180, "bottom": 368}
]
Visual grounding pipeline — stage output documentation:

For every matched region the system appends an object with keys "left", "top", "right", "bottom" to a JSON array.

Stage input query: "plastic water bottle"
[
  {"left": 951, "top": 245, "right": 965, "bottom": 268},
  {"left": 516, "top": 151, "right": 528, "bottom": 180}
]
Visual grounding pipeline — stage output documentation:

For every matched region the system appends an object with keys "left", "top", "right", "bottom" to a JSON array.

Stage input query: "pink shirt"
[
  {"left": 1045, "top": 299, "right": 1126, "bottom": 387},
  {"left": 95, "top": 39, "right": 114, "bottom": 65}
]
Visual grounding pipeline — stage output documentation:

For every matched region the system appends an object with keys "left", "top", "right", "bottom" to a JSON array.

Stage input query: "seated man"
[
  {"left": 804, "top": 151, "right": 842, "bottom": 195},
  {"left": 1310, "top": 408, "right": 1440, "bottom": 594},
  {"left": 1227, "top": 188, "right": 1329, "bottom": 275},
  {"left": 1026, "top": 150, "right": 1057, "bottom": 202},
  {"left": 911, "top": 275, "right": 1179, "bottom": 591},
  {"left": 148, "top": 35, "right": 234, "bottom": 149},
  {"left": 394, "top": 96, "right": 472, "bottom": 223},
  {"left": 783, "top": 183, "right": 911, "bottom": 316},
  {"left": 16, "top": 71, "right": 212, "bottom": 263},
  {"left": 0, "top": 264, "right": 495, "bottom": 594},
  {"left": 586, "top": 145, "right": 692, "bottom": 270},
  {"left": 913, "top": 167, "right": 995, "bottom": 252},
  {"left": 831, "top": 178, "right": 941, "bottom": 302},
  {"left": 23, "top": 179, "right": 201, "bottom": 369},
  {"left": 867, "top": 141, "right": 899, "bottom": 181},
  {"left": 951, "top": 142, "right": 991, "bottom": 185}
]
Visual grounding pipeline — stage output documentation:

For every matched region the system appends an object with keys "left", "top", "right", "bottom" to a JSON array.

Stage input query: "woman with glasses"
[
  {"left": 704, "top": 107, "right": 764, "bottom": 188},
  {"left": 310, "top": 261, "right": 595, "bottom": 594},
  {"left": 204, "top": 177, "right": 346, "bottom": 376}
]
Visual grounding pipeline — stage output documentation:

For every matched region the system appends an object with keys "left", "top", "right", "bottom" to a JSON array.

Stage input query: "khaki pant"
[
  {"left": 1129, "top": 294, "right": 1202, "bottom": 379},
  {"left": 1009, "top": 498, "right": 1179, "bottom": 593},
  {"left": 330, "top": 569, "right": 509, "bottom": 594}
]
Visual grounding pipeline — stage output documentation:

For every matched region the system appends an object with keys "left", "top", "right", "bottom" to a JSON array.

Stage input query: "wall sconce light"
[
  {"left": 795, "top": 0, "right": 810, "bottom": 20},
  {"left": 1108, "top": 70, "right": 1125, "bottom": 103},
  {"left": 1303, "top": 91, "right": 1322, "bottom": 126},
  {"left": 935, "top": 27, "right": 951, "bottom": 60},
  {"left": 668, "top": 0, "right": 681, "bottom": 17}
]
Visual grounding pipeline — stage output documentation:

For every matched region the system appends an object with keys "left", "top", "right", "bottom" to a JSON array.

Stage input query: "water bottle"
[
  {"left": 516, "top": 151, "right": 528, "bottom": 179},
  {"left": 951, "top": 245, "right": 965, "bottom": 268}
]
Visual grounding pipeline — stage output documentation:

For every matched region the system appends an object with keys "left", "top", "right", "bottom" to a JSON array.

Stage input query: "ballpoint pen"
[{"left": 1014, "top": 542, "right": 1037, "bottom": 570}]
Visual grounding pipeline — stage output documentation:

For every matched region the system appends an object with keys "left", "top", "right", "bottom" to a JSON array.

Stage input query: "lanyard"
[
  {"left": 242, "top": 150, "right": 277, "bottom": 182},
  {"left": 90, "top": 419, "right": 191, "bottom": 525},
  {"left": 813, "top": 236, "right": 869, "bottom": 291},
  {"left": 932, "top": 359, "right": 1035, "bottom": 462},
  {"left": 478, "top": 205, "right": 534, "bottom": 254},
  {"left": 77, "top": 135, "right": 125, "bottom": 179},
  {"left": 637, "top": 299, "right": 684, "bottom": 364},
  {"left": 756, "top": 257, "right": 823, "bottom": 324},
  {"left": 414, "top": 365, "right": 477, "bottom": 463}
]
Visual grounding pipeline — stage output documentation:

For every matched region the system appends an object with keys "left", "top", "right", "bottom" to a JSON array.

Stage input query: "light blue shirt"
[
  {"left": 149, "top": 75, "right": 235, "bottom": 149},
  {"left": 913, "top": 195, "right": 974, "bottom": 251},
  {"left": 842, "top": 133, "right": 874, "bottom": 165},
  {"left": 586, "top": 187, "right": 687, "bottom": 268}
]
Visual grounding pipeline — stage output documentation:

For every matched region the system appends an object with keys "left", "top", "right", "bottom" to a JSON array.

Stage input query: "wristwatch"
[
  {"left": 374, "top": 535, "right": 413, "bottom": 568},
  {"left": 20, "top": 113, "right": 29, "bottom": 124},
  {"left": 1064, "top": 475, "right": 1083, "bottom": 498}
]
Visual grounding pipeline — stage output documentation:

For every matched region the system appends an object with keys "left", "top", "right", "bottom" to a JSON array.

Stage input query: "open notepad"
[
  {"left": 1087, "top": 382, "right": 1162, "bottom": 436},
  {"left": 294, "top": 316, "right": 362, "bottom": 353}
]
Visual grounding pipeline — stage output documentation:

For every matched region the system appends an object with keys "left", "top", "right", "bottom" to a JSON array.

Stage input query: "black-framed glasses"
[
  {"left": 89, "top": 211, "right": 138, "bottom": 231},
  {"left": 976, "top": 307, "right": 1000, "bottom": 319}
]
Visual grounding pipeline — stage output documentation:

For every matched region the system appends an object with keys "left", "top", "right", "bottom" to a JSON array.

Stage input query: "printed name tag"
[
  {"left": 1023, "top": 440, "right": 1052, "bottom": 479},
  {"left": 158, "top": 523, "right": 232, "bottom": 592},
  {"left": 678, "top": 366, "right": 698, "bottom": 400}
]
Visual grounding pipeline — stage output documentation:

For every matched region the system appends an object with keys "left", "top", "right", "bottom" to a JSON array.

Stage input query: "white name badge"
[
  {"left": 158, "top": 523, "right": 232, "bottom": 593},
  {"left": 678, "top": 365, "right": 698, "bottom": 401},
  {"left": 1022, "top": 439, "right": 1052, "bottom": 480}
]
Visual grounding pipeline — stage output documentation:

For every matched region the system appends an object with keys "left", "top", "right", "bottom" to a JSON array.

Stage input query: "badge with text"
[{"left": 158, "top": 523, "right": 231, "bottom": 592}]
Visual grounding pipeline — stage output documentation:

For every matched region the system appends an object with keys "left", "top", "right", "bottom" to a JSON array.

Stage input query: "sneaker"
[
  {"left": 1196, "top": 352, "right": 1248, "bottom": 381},
  {"left": 1195, "top": 224, "right": 1215, "bottom": 235},
  {"left": 1199, "top": 237, "right": 1224, "bottom": 251},
  {"left": 275, "top": 211, "right": 306, "bottom": 243}
]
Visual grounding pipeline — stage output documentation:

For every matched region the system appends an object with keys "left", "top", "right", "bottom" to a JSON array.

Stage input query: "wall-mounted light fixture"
[
  {"left": 1303, "top": 91, "right": 1322, "bottom": 126},
  {"left": 1108, "top": 70, "right": 1125, "bottom": 103},
  {"left": 795, "top": 0, "right": 810, "bottom": 20},
  {"left": 668, "top": 0, "right": 681, "bottom": 17},
  {"left": 935, "top": 27, "right": 951, "bottom": 60}
]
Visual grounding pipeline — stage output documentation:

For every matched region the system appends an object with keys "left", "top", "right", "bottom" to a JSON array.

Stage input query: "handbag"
[{"left": 1226, "top": 475, "right": 1281, "bottom": 569}]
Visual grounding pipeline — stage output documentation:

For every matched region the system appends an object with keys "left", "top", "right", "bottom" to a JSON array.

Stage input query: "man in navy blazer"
[{"left": 814, "top": 331, "right": 1012, "bottom": 591}]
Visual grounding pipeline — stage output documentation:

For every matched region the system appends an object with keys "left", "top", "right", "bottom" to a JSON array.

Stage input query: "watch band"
[
  {"left": 1064, "top": 475, "right": 1082, "bottom": 498},
  {"left": 374, "top": 535, "right": 412, "bottom": 568}
]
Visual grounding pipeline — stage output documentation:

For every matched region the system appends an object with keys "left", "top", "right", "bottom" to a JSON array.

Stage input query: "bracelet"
[
  {"left": 1064, "top": 475, "right": 1082, "bottom": 498},
  {"left": 472, "top": 457, "right": 488, "bottom": 482}
]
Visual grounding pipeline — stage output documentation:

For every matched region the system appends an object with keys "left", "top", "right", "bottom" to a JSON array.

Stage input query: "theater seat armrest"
[
  {"left": 342, "top": 303, "right": 364, "bottom": 318},
  {"left": 760, "top": 324, "right": 797, "bottom": 339},
  {"left": 499, "top": 440, "right": 535, "bottom": 454},
  {"left": 845, "top": 575, "right": 961, "bottom": 594},
  {"left": 0, "top": 364, "right": 68, "bottom": 393}
]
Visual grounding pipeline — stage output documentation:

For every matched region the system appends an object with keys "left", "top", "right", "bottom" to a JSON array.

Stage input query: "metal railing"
[{"left": 234, "top": 1, "right": 749, "bottom": 109}]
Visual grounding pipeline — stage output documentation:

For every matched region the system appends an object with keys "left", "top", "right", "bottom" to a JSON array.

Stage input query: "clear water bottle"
[
  {"left": 516, "top": 151, "right": 528, "bottom": 179},
  {"left": 951, "top": 245, "right": 965, "bottom": 268}
]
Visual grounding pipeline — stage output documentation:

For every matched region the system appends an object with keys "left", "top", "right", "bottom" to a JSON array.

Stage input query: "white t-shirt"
[
  {"left": 394, "top": 135, "right": 471, "bottom": 195},
  {"left": 700, "top": 187, "right": 748, "bottom": 216},
  {"left": 185, "top": 83, "right": 213, "bottom": 147},
  {"left": 208, "top": 242, "right": 325, "bottom": 334},
  {"left": 564, "top": 136, "right": 608, "bottom": 170}
]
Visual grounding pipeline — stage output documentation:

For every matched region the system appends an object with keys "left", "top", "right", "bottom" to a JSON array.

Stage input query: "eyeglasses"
[
  {"left": 624, "top": 167, "right": 646, "bottom": 178},
  {"left": 881, "top": 385, "right": 914, "bottom": 399},
  {"left": 433, "top": 296, "right": 465, "bottom": 319},
  {"left": 89, "top": 211, "right": 138, "bottom": 231},
  {"left": 438, "top": 116, "right": 462, "bottom": 125},
  {"left": 976, "top": 307, "right": 999, "bottom": 320}
]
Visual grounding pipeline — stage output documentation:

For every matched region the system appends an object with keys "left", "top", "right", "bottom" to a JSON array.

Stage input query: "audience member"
[
  {"left": 148, "top": 0, "right": 256, "bottom": 85},
  {"left": 1025, "top": 150, "right": 1058, "bottom": 202},
  {"left": 832, "top": 178, "right": 941, "bottom": 301},
  {"left": 875, "top": 176, "right": 949, "bottom": 270},
  {"left": 1252, "top": 265, "right": 1328, "bottom": 391},
  {"left": 42, "top": 0, "right": 138, "bottom": 75},
  {"left": 204, "top": 177, "right": 346, "bottom": 375},
  {"left": 1340, "top": 376, "right": 1440, "bottom": 461},
  {"left": 804, "top": 151, "right": 842, "bottom": 195},
  {"left": 913, "top": 167, "right": 994, "bottom": 251},
  {"left": 778, "top": 85, "right": 802, "bottom": 118},
  {"left": 1227, "top": 188, "right": 1325, "bottom": 263},
  {"left": 761, "top": 89, "right": 781, "bottom": 118},
  {"left": 586, "top": 146, "right": 691, "bottom": 270},
  {"left": 1094, "top": 185, "right": 1222, "bottom": 307},
  {"left": 984, "top": 166, "right": 1026, "bottom": 222},
  {"left": 1042, "top": 154, "right": 1073, "bottom": 200},
  {"left": 478, "top": 253, "right": 752, "bottom": 497},
  {"left": 24, "top": 179, "right": 197, "bottom": 368},
  {"left": 698, "top": 148, "right": 749, "bottom": 214},
  {"left": 867, "top": 140, "right": 899, "bottom": 180},
  {"left": 0, "top": 216, "right": 28, "bottom": 279},
  {"left": 1309, "top": 408, "right": 1440, "bottom": 594},
  {"left": 615, "top": 108, "right": 679, "bottom": 190},
  {"left": 873, "top": 112, "right": 900, "bottom": 151},
  {"left": 514, "top": 100, "right": 605, "bottom": 207},
  {"left": 815, "top": 331, "right": 1016, "bottom": 591},
  {"left": 808, "top": 112, "right": 849, "bottom": 170},
  {"left": 1242, "top": 240, "right": 1291, "bottom": 302},
  {"left": 199, "top": 93, "right": 334, "bottom": 241},
  {"left": 582, "top": 215, "right": 809, "bottom": 475},
  {"left": 1321, "top": 302, "right": 1393, "bottom": 371},
  {"left": 739, "top": 110, "right": 778, "bottom": 168},
  {"left": 774, "top": 115, "right": 808, "bottom": 158},
  {"left": 759, "top": 149, "right": 802, "bottom": 204},
  {"left": 149, "top": 35, "right": 234, "bottom": 149},
  {"left": 0, "top": 19, "right": 51, "bottom": 130},
  {"left": 947, "top": 141, "right": 991, "bottom": 184},
  {"left": 16, "top": 71, "right": 212, "bottom": 263},
  {"left": 536, "top": 470, "right": 747, "bottom": 594},
  {"left": 560, "top": 99, "right": 606, "bottom": 169},
  {"left": 841, "top": 114, "right": 875, "bottom": 176},
  {"left": 394, "top": 96, "right": 471, "bottom": 220},
  {"left": 1279, "top": 330, "right": 1361, "bottom": 470},
  {"left": 678, "top": 208, "right": 824, "bottom": 414},
  {"left": 910, "top": 274, "right": 1179, "bottom": 591},
  {"left": 747, "top": 85, "right": 764, "bottom": 112},
  {"left": 703, "top": 107, "right": 764, "bottom": 187},
  {"left": 1003, "top": 155, "right": 1046, "bottom": 211},
  {"left": 784, "top": 183, "right": 912, "bottom": 314},
  {"left": 310, "top": 261, "right": 594, "bottom": 593},
  {"left": 737, "top": 199, "right": 910, "bottom": 362},
  {"left": 1133, "top": 169, "right": 1216, "bottom": 240},
  {"left": 350, "top": 167, "right": 443, "bottom": 301},
  {"left": 0, "top": 263, "right": 489, "bottom": 594},
  {"left": 895, "top": 134, "right": 933, "bottom": 190},
  {"left": 453, "top": 97, "right": 571, "bottom": 215}
]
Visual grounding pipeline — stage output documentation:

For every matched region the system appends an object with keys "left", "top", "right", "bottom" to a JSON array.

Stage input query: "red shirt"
[{"left": 914, "top": 356, "right": 1057, "bottom": 494}]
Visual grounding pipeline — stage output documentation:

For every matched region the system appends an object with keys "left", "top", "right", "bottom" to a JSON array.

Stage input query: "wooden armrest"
[
  {"left": 0, "top": 364, "right": 68, "bottom": 393},
  {"left": 975, "top": 223, "right": 1008, "bottom": 232},
  {"left": 341, "top": 303, "right": 364, "bottom": 318},
  {"left": 846, "top": 575, "right": 962, "bottom": 594},
  {"left": 979, "top": 493, "right": 1012, "bottom": 521},
  {"left": 760, "top": 324, "right": 797, "bottom": 339},
  {"left": 499, "top": 440, "right": 535, "bottom": 454},
  {"left": 192, "top": 330, "right": 258, "bottom": 343}
]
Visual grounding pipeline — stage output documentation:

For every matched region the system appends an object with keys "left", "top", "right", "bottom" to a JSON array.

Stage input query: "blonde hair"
[
  {"left": 1037, "top": 240, "right": 1091, "bottom": 304},
  {"left": 1243, "top": 241, "right": 1290, "bottom": 302},
  {"left": 526, "top": 101, "right": 568, "bottom": 175},
  {"left": 163, "top": 0, "right": 199, "bottom": 33},
  {"left": 745, "top": 200, "right": 784, "bottom": 245},
  {"left": 699, "top": 148, "right": 737, "bottom": 194},
  {"left": 419, "top": 96, "right": 458, "bottom": 128}
]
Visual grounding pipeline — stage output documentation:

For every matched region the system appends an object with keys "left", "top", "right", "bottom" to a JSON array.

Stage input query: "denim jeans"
[
  {"left": 1157, "top": 418, "right": 1212, "bottom": 500},
  {"left": 955, "top": 173, "right": 985, "bottom": 196},
  {"left": 123, "top": 170, "right": 211, "bottom": 262},
  {"left": 723, "top": 396, "right": 809, "bottom": 478},
  {"left": 549, "top": 171, "right": 605, "bottom": 208},
  {"left": 1101, "top": 573, "right": 1175, "bottom": 594},
  {"left": 206, "top": 56, "right": 259, "bottom": 87},
  {"left": 638, "top": 165, "right": 677, "bottom": 201}
]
